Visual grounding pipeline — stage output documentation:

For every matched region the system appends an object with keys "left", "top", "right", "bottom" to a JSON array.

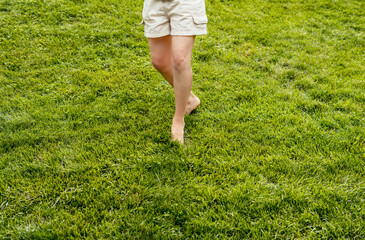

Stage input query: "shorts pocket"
[{"left": 192, "top": 15, "right": 208, "bottom": 25}]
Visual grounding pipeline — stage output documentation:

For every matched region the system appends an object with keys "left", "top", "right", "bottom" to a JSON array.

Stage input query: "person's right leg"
[{"left": 148, "top": 37, "right": 200, "bottom": 115}]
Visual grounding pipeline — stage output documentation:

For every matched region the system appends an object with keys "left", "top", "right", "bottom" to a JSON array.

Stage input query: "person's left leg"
[{"left": 170, "top": 36, "right": 195, "bottom": 144}]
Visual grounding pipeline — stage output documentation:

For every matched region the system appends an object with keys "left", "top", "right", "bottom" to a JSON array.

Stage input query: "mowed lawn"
[{"left": 1, "top": 0, "right": 364, "bottom": 238}]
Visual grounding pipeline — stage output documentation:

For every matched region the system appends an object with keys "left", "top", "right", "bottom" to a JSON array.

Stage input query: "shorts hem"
[
  {"left": 171, "top": 30, "right": 207, "bottom": 36},
  {"left": 145, "top": 31, "right": 207, "bottom": 38},
  {"left": 145, "top": 32, "right": 171, "bottom": 38}
]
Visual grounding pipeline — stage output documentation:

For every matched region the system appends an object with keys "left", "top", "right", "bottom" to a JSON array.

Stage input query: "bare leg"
[
  {"left": 148, "top": 36, "right": 174, "bottom": 86},
  {"left": 170, "top": 36, "right": 196, "bottom": 144},
  {"left": 148, "top": 37, "right": 200, "bottom": 116}
]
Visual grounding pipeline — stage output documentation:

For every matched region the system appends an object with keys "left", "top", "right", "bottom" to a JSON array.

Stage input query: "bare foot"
[
  {"left": 171, "top": 118, "right": 185, "bottom": 144},
  {"left": 185, "top": 93, "right": 200, "bottom": 115}
]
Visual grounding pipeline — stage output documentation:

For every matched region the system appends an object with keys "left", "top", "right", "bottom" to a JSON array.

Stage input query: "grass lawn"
[{"left": 1, "top": 0, "right": 364, "bottom": 238}]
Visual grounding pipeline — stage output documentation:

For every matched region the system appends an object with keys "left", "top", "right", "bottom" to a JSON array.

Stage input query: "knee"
[
  {"left": 151, "top": 57, "right": 170, "bottom": 72},
  {"left": 172, "top": 55, "right": 190, "bottom": 73}
]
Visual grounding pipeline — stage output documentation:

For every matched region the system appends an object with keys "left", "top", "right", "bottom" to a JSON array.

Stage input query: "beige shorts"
[{"left": 141, "top": 0, "right": 208, "bottom": 38}]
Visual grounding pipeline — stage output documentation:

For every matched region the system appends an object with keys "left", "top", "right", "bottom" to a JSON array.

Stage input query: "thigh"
[
  {"left": 171, "top": 36, "right": 195, "bottom": 62},
  {"left": 148, "top": 36, "right": 172, "bottom": 64}
]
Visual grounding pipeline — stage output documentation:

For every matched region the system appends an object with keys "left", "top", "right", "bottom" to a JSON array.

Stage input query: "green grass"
[{"left": 1, "top": 0, "right": 364, "bottom": 238}]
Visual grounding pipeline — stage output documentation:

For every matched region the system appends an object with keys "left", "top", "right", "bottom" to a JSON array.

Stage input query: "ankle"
[{"left": 173, "top": 115, "right": 185, "bottom": 125}]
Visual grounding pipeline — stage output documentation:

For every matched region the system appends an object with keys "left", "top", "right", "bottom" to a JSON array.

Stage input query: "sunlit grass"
[{"left": 0, "top": 0, "right": 364, "bottom": 238}]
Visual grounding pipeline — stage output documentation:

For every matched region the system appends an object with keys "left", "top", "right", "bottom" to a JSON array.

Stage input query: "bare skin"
[{"left": 148, "top": 36, "right": 200, "bottom": 144}]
